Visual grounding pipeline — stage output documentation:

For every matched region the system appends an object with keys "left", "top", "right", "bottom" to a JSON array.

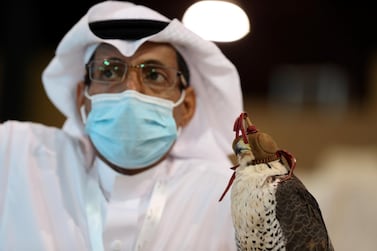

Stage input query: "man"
[{"left": 0, "top": 1, "right": 243, "bottom": 250}]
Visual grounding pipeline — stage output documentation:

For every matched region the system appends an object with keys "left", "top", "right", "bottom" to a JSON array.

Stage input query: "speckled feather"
[
  {"left": 228, "top": 112, "right": 334, "bottom": 251},
  {"left": 275, "top": 174, "right": 334, "bottom": 251},
  {"left": 230, "top": 157, "right": 289, "bottom": 251},
  {"left": 231, "top": 160, "right": 334, "bottom": 251}
]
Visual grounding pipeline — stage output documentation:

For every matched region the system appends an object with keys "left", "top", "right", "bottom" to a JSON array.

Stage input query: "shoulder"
[
  {"left": 0, "top": 120, "right": 84, "bottom": 155},
  {"left": 1, "top": 120, "right": 62, "bottom": 136}
]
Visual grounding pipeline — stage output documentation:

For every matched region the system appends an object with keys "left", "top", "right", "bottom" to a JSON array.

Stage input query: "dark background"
[{"left": 1, "top": 0, "right": 377, "bottom": 123}]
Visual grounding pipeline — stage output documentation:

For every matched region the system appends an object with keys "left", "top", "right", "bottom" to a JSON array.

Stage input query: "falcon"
[{"left": 219, "top": 112, "right": 334, "bottom": 251}]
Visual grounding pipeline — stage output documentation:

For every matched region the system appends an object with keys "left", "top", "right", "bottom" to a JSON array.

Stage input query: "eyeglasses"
[{"left": 86, "top": 59, "right": 187, "bottom": 93}]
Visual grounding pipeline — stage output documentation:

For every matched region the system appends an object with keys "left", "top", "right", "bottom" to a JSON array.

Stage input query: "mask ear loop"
[
  {"left": 80, "top": 86, "right": 91, "bottom": 124},
  {"left": 172, "top": 90, "right": 186, "bottom": 108},
  {"left": 80, "top": 106, "right": 87, "bottom": 124},
  {"left": 176, "top": 126, "right": 183, "bottom": 137},
  {"left": 172, "top": 90, "right": 186, "bottom": 135}
]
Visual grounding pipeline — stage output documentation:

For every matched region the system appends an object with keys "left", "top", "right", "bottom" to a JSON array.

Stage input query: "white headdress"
[{"left": 42, "top": 0, "right": 243, "bottom": 163}]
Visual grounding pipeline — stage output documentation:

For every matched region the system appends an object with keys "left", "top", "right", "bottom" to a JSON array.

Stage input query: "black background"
[{"left": 1, "top": 0, "right": 377, "bottom": 121}]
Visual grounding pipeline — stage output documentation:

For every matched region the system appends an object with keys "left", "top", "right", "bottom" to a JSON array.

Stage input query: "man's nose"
[{"left": 120, "top": 68, "right": 143, "bottom": 92}]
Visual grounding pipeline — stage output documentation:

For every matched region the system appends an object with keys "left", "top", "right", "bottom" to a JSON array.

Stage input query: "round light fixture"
[{"left": 182, "top": 0, "right": 250, "bottom": 42}]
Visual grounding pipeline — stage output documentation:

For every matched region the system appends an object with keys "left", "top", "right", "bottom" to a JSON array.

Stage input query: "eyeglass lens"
[{"left": 88, "top": 59, "right": 180, "bottom": 92}]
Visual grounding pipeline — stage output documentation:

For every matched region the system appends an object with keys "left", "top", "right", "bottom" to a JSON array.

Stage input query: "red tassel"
[{"left": 218, "top": 165, "right": 238, "bottom": 202}]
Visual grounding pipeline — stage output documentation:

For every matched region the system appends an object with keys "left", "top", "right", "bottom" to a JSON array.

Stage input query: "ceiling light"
[{"left": 182, "top": 0, "right": 250, "bottom": 42}]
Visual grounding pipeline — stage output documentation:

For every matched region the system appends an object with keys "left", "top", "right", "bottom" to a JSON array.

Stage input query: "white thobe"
[{"left": 0, "top": 121, "right": 237, "bottom": 251}]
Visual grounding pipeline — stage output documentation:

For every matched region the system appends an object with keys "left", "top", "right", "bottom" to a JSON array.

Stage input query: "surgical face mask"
[{"left": 82, "top": 88, "right": 185, "bottom": 169}]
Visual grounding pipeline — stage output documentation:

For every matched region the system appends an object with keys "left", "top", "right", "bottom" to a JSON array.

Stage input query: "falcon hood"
[{"left": 42, "top": 0, "right": 243, "bottom": 163}]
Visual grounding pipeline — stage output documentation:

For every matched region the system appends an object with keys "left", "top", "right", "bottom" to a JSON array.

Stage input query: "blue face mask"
[{"left": 82, "top": 89, "right": 185, "bottom": 169}]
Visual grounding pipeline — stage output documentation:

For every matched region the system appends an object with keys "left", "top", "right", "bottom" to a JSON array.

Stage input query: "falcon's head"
[{"left": 232, "top": 130, "right": 280, "bottom": 165}]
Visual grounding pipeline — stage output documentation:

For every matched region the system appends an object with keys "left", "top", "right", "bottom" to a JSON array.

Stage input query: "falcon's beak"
[{"left": 234, "top": 139, "right": 253, "bottom": 159}]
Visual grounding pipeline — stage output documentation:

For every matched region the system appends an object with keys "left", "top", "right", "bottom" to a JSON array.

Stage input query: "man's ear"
[{"left": 175, "top": 86, "right": 196, "bottom": 127}]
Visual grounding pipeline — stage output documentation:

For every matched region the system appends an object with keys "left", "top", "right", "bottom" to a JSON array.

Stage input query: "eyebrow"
[
  {"left": 95, "top": 57, "right": 124, "bottom": 62},
  {"left": 95, "top": 58, "right": 177, "bottom": 69},
  {"left": 140, "top": 59, "right": 173, "bottom": 67}
]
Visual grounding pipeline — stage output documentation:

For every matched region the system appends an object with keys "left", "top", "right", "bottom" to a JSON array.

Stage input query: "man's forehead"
[{"left": 93, "top": 42, "right": 178, "bottom": 62}]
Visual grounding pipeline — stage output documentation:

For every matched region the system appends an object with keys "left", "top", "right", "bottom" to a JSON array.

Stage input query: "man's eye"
[
  {"left": 143, "top": 66, "right": 169, "bottom": 85},
  {"left": 97, "top": 65, "right": 122, "bottom": 81},
  {"left": 146, "top": 70, "right": 163, "bottom": 81},
  {"left": 99, "top": 68, "right": 113, "bottom": 78}
]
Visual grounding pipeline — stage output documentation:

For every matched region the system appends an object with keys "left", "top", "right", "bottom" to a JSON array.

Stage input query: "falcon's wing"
[{"left": 275, "top": 175, "right": 334, "bottom": 251}]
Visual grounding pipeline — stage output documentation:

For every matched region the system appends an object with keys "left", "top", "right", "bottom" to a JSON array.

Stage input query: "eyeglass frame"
[{"left": 85, "top": 59, "right": 188, "bottom": 94}]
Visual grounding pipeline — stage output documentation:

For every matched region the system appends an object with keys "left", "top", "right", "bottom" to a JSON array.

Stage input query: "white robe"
[
  {"left": 2, "top": 3, "right": 244, "bottom": 251},
  {"left": 0, "top": 121, "right": 237, "bottom": 251}
]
